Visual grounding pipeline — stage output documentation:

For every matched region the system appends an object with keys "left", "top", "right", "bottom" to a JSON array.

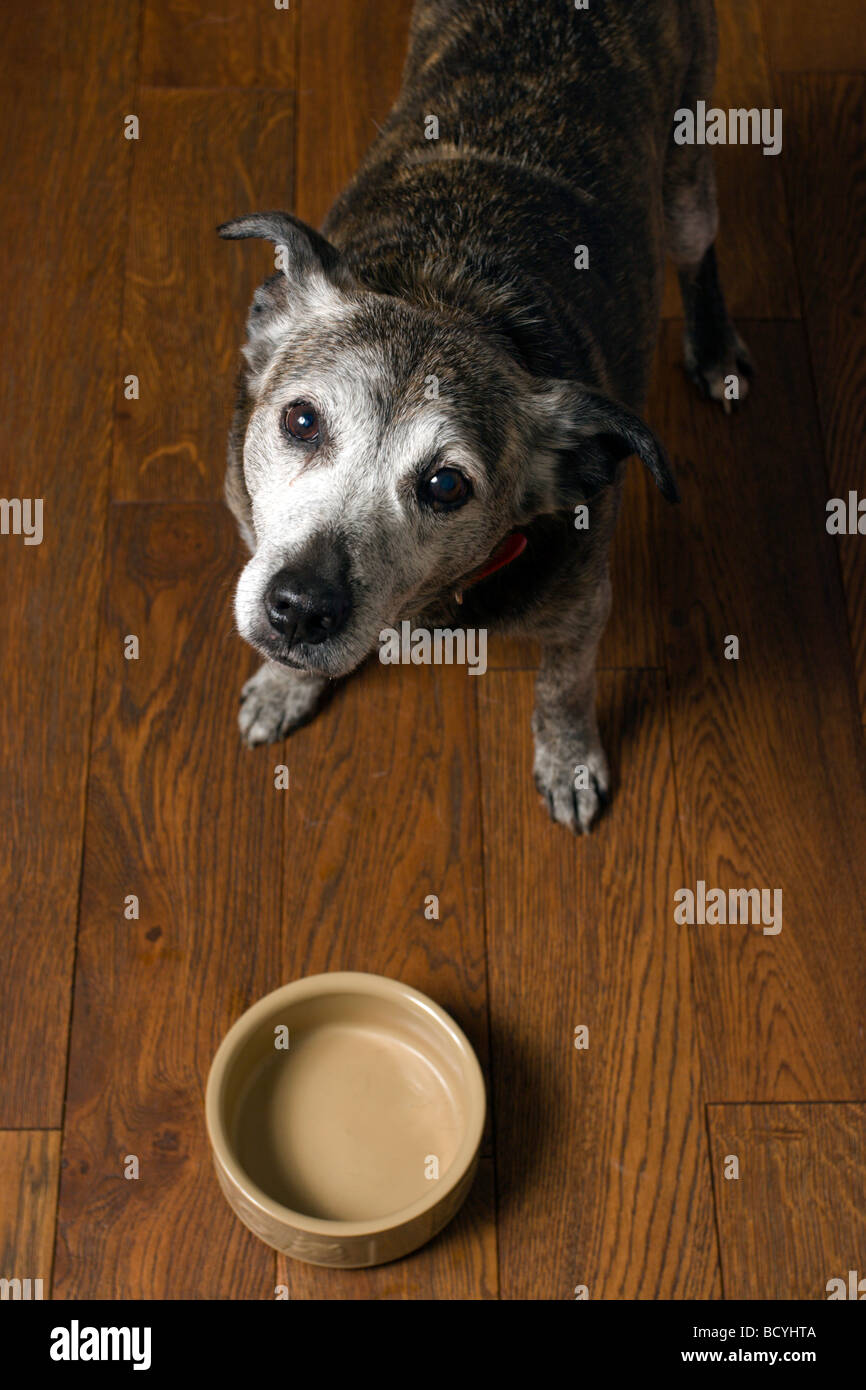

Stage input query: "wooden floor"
[{"left": 1, "top": 0, "right": 865, "bottom": 1301}]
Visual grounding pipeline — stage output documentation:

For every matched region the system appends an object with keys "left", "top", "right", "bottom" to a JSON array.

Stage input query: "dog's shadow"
[
  {"left": 588, "top": 667, "right": 661, "bottom": 830},
  {"left": 484, "top": 1012, "right": 569, "bottom": 1223},
  {"left": 418, "top": 992, "right": 563, "bottom": 1255}
]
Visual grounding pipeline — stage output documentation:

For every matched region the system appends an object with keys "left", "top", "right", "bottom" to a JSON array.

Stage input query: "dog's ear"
[
  {"left": 532, "top": 380, "right": 679, "bottom": 506},
  {"left": 218, "top": 211, "right": 348, "bottom": 282},
  {"left": 218, "top": 212, "right": 353, "bottom": 376}
]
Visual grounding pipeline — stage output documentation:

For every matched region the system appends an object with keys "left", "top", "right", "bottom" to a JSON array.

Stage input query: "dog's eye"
[
  {"left": 282, "top": 401, "right": 320, "bottom": 442},
  {"left": 419, "top": 466, "right": 472, "bottom": 511}
]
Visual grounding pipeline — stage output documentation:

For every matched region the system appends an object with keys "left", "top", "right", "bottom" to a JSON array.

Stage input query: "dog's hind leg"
[
  {"left": 664, "top": 65, "right": 753, "bottom": 409},
  {"left": 238, "top": 661, "right": 329, "bottom": 746}
]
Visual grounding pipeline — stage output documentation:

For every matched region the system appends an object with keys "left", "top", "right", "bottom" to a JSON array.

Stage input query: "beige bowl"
[{"left": 205, "top": 972, "right": 485, "bottom": 1268}]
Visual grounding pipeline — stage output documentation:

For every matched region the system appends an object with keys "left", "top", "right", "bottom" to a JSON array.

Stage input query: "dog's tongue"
[{"left": 465, "top": 530, "right": 527, "bottom": 588}]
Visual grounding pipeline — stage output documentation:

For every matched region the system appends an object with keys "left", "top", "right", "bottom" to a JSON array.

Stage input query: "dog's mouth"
[
  {"left": 247, "top": 529, "right": 528, "bottom": 675},
  {"left": 257, "top": 644, "right": 323, "bottom": 674},
  {"left": 266, "top": 649, "right": 317, "bottom": 672},
  {"left": 251, "top": 627, "right": 341, "bottom": 676}
]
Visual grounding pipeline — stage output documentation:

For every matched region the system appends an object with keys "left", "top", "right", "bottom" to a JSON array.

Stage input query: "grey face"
[
  {"left": 232, "top": 284, "right": 543, "bottom": 679},
  {"left": 221, "top": 214, "right": 676, "bottom": 680}
]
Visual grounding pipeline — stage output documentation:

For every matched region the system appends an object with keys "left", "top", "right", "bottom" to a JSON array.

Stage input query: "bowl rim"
[{"left": 205, "top": 971, "right": 486, "bottom": 1239}]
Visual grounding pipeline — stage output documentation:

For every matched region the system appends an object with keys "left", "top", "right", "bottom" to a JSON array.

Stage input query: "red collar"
[{"left": 454, "top": 531, "right": 527, "bottom": 603}]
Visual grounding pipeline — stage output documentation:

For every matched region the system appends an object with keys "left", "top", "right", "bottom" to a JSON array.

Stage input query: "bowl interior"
[{"left": 216, "top": 987, "right": 474, "bottom": 1224}]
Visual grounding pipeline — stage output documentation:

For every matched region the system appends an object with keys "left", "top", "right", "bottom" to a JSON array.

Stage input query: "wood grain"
[
  {"left": 269, "top": 653, "right": 495, "bottom": 1297},
  {"left": 0, "top": 1132, "right": 61, "bottom": 1294},
  {"left": 141, "top": 0, "right": 298, "bottom": 88},
  {"left": 53, "top": 505, "right": 281, "bottom": 1298},
  {"left": 651, "top": 320, "right": 866, "bottom": 1102},
  {"left": 478, "top": 671, "right": 719, "bottom": 1300},
  {"left": 708, "top": 1103, "right": 866, "bottom": 1299},
  {"left": 295, "top": 0, "right": 412, "bottom": 232},
  {"left": 276, "top": 660, "right": 488, "bottom": 1050},
  {"left": 780, "top": 76, "right": 866, "bottom": 721},
  {"left": 112, "top": 91, "right": 295, "bottom": 500},
  {"left": 660, "top": 0, "right": 799, "bottom": 320},
  {"left": 760, "top": 0, "right": 866, "bottom": 74},
  {"left": 0, "top": 0, "right": 139, "bottom": 1126}
]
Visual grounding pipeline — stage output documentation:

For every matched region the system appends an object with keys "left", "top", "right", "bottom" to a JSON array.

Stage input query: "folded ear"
[
  {"left": 218, "top": 212, "right": 353, "bottom": 377},
  {"left": 218, "top": 211, "right": 348, "bottom": 281},
  {"left": 533, "top": 380, "right": 679, "bottom": 506}
]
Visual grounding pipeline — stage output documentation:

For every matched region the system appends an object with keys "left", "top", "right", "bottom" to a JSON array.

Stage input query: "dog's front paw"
[
  {"left": 238, "top": 662, "right": 328, "bottom": 746},
  {"left": 684, "top": 328, "right": 754, "bottom": 414},
  {"left": 533, "top": 735, "right": 610, "bottom": 834}
]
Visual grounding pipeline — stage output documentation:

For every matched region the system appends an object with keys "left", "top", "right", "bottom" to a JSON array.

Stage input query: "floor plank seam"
[
  {"left": 470, "top": 679, "right": 502, "bottom": 1300},
  {"left": 703, "top": 1102, "right": 727, "bottom": 1300},
  {"left": 137, "top": 84, "right": 299, "bottom": 95},
  {"left": 707, "top": 1098, "right": 866, "bottom": 1107},
  {"left": 52, "top": 0, "right": 148, "bottom": 1300},
  {"left": 0, "top": 1127, "right": 63, "bottom": 1134},
  {"left": 658, "top": 593, "right": 725, "bottom": 1296},
  {"left": 772, "top": 69, "right": 866, "bottom": 78},
  {"left": 777, "top": 220, "right": 864, "bottom": 728},
  {"left": 660, "top": 313, "right": 803, "bottom": 322}
]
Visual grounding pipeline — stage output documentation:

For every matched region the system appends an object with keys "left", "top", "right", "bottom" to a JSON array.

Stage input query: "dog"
[{"left": 219, "top": 0, "right": 750, "bottom": 832}]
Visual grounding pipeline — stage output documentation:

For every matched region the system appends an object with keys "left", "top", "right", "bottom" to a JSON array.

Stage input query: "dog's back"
[{"left": 324, "top": 0, "right": 712, "bottom": 402}]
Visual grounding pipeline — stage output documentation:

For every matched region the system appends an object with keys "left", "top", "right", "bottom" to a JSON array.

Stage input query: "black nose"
[{"left": 264, "top": 565, "right": 351, "bottom": 645}]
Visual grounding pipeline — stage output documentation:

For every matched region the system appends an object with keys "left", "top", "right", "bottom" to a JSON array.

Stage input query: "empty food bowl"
[{"left": 205, "top": 971, "right": 486, "bottom": 1268}]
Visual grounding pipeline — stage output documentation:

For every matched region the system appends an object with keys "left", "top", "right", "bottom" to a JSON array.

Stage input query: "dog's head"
[{"left": 220, "top": 212, "right": 677, "bottom": 678}]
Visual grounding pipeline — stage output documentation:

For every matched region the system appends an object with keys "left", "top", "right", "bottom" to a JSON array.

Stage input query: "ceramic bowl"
[{"left": 205, "top": 971, "right": 485, "bottom": 1268}]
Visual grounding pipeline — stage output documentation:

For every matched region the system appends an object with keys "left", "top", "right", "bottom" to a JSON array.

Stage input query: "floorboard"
[
  {"left": 760, "top": 0, "right": 866, "bottom": 74},
  {"left": 708, "top": 1102, "right": 866, "bottom": 1299},
  {"left": 478, "top": 670, "right": 719, "bottom": 1299},
  {"left": 141, "top": 0, "right": 298, "bottom": 88},
  {"left": 0, "top": 1132, "right": 61, "bottom": 1296},
  {"left": 53, "top": 505, "right": 281, "bottom": 1298},
  {"left": 0, "top": 0, "right": 140, "bottom": 1127},
  {"left": 651, "top": 320, "right": 866, "bottom": 1102},
  {"left": 295, "top": 0, "right": 411, "bottom": 232},
  {"left": 270, "top": 656, "right": 496, "bottom": 1296},
  {"left": 112, "top": 90, "right": 295, "bottom": 500}
]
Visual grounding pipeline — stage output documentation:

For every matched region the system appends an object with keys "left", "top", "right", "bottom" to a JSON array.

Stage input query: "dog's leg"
[
  {"left": 532, "top": 581, "right": 611, "bottom": 834},
  {"left": 238, "top": 660, "right": 329, "bottom": 745},
  {"left": 664, "top": 130, "right": 753, "bottom": 411}
]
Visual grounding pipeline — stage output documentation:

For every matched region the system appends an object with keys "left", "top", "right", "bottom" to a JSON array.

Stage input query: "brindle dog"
[{"left": 220, "top": 0, "right": 750, "bottom": 832}]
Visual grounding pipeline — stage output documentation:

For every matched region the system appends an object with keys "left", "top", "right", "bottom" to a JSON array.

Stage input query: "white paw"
[
  {"left": 238, "top": 663, "right": 327, "bottom": 745},
  {"left": 533, "top": 737, "right": 610, "bottom": 834}
]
